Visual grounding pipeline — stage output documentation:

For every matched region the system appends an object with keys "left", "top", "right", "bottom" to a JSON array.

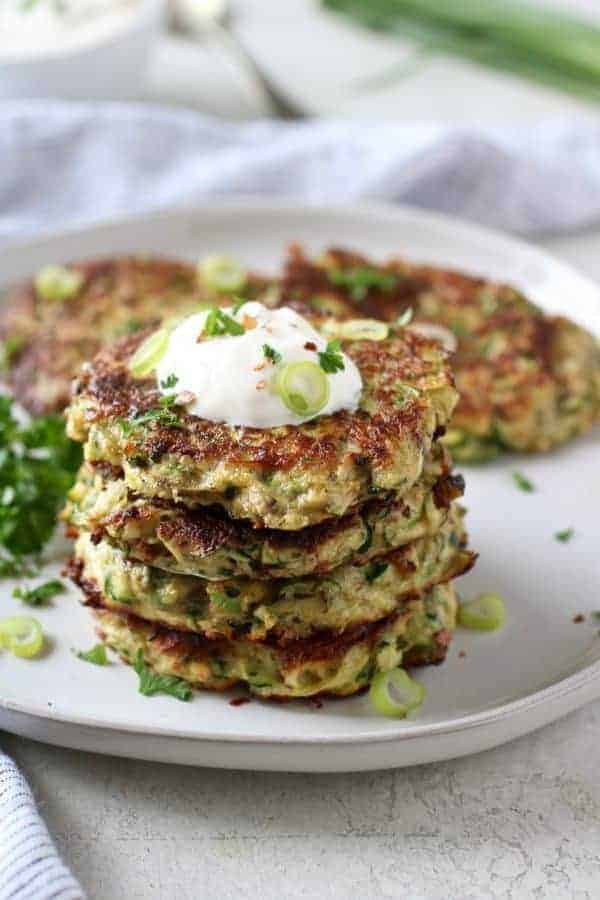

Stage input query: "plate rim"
[{"left": 2, "top": 197, "right": 599, "bottom": 748}]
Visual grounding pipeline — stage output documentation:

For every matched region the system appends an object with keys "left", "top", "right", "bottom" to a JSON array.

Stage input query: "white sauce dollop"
[
  {"left": 156, "top": 302, "right": 363, "bottom": 429},
  {"left": 0, "top": 1, "right": 139, "bottom": 60}
]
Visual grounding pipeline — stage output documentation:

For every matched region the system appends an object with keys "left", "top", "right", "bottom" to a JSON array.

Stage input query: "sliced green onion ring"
[
  {"left": 198, "top": 255, "right": 247, "bottom": 293},
  {"left": 320, "top": 318, "right": 389, "bottom": 342},
  {"left": 457, "top": 593, "right": 506, "bottom": 631},
  {"left": 276, "top": 361, "right": 330, "bottom": 417},
  {"left": 408, "top": 322, "right": 457, "bottom": 353},
  {"left": 128, "top": 328, "right": 170, "bottom": 377},
  {"left": 0, "top": 616, "right": 44, "bottom": 658},
  {"left": 34, "top": 265, "right": 83, "bottom": 302},
  {"left": 341, "top": 319, "right": 389, "bottom": 341},
  {"left": 369, "top": 668, "right": 425, "bottom": 718}
]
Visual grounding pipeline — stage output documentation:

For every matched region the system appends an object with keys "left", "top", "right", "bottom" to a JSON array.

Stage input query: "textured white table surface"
[
  {"left": 5, "top": 3, "right": 600, "bottom": 896},
  {"left": 2, "top": 229, "right": 600, "bottom": 900}
]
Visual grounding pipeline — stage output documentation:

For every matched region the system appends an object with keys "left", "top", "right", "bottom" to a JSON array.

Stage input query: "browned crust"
[
  {"left": 88, "top": 466, "right": 461, "bottom": 568},
  {"left": 67, "top": 541, "right": 475, "bottom": 650},
  {"left": 72, "top": 325, "right": 452, "bottom": 472},
  {"left": 1, "top": 256, "right": 272, "bottom": 416},
  {"left": 279, "top": 244, "right": 599, "bottom": 435}
]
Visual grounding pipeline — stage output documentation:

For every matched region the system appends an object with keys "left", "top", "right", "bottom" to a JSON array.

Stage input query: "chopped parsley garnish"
[
  {"left": 327, "top": 267, "right": 397, "bottom": 302},
  {"left": 554, "top": 528, "right": 574, "bottom": 543},
  {"left": 211, "top": 592, "right": 242, "bottom": 615},
  {"left": 0, "top": 336, "right": 25, "bottom": 373},
  {"left": 318, "top": 339, "right": 345, "bottom": 374},
  {"left": 364, "top": 561, "right": 389, "bottom": 583},
  {"left": 397, "top": 307, "right": 414, "bottom": 327},
  {"left": 512, "top": 470, "right": 535, "bottom": 493},
  {"left": 13, "top": 579, "right": 64, "bottom": 607},
  {"left": 76, "top": 643, "right": 109, "bottom": 666},
  {"left": 203, "top": 307, "right": 245, "bottom": 338},
  {"left": 134, "top": 650, "right": 192, "bottom": 701},
  {"left": 263, "top": 344, "right": 282, "bottom": 365},
  {"left": 160, "top": 373, "right": 178, "bottom": 390},
  {"left": 0, "top": 396, "right": 81, "bottom": 576},
  {"left": 120, "top": 396, "right": 181, "bottom": 436}
]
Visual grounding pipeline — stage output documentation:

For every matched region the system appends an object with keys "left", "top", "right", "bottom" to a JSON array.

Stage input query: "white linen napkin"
[
  {"left": 1, "top": 101, "right": 600, "bottom": 245},
  {"left": 0, "top": 751, "right": 83, "bottom": 899}
]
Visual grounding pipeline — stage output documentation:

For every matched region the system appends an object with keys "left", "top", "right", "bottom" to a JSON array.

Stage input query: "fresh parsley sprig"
[
  {"left": 0, "top": 395, "right": 81, "bottom": 576},
  {"left": 327, "top": 266, "right": 397, "bottom": 302},
  {"left": 203, "top": 307, "right": 245, "bottom": 338},
  {"left": 13, "top": 579, "right": 64, "bottom": 607},
  {"left": 76, "top": 644, "right": 109, "bottom": 666},
  {"left": 134, "top": 650, "right": 192, "bottom": 701},
  {"left": 318, "top": 340, "right": 345, "bottom": 374},
  {"left": 263, "top": 344, "right": 282, "bottom": 364}
]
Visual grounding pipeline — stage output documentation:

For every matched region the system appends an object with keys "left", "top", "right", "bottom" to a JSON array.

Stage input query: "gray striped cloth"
[{"left": 0, "top": 752, "right": 83, "bottom": 900}]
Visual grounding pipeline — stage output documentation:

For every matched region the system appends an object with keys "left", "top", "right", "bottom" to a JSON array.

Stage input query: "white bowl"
[{"left": 0, "top": 0, "right": 165, "bottom": 101}]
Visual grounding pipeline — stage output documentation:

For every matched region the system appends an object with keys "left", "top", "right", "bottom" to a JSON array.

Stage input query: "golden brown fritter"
[
  {"left": 0, "top": 256, "right": 270, "bottom": 415},
  {"left": 279, "top": 244, "right": 600, "bottom": 461},
  {"left": 66, "top": 325, "right": 457, "bottom": 529}
]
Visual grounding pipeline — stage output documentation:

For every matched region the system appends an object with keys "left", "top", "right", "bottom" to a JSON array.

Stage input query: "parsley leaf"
[
  {"left": 232, "top": 297, "right": 249, "bottom": 314},
  {"left": 211, "top": 591, "right": 242, "bottom": 615},
  {"left": 76, "top": 644, "right": 109, "bottom": 666},
  {"left": 160, "top": 373, "right": 178, "bottom": 390},
  {"left": 364, "top": 561, "right": 389, "bottom": 583},
  {"left": 134, "top": 650, "right": 192, "bottom": 701},
  {"left": 13, "top": 578, "right": 64, "bottom": 606},
  {"left": 120, "top": 397, "right": 181, "bottom": 436},
  {"left": 203, "top": 307, "right": 245, "bottom": 337},
  {"left": 263, "top": 344, "right": 282, "bottom": 365},
  {"left": 512, "top": 471, "right": 535, "bottom": 493},
  {"left": 554, "top": 528, "right": 574, "bottom": 543},
  {"left": 327, "top": 267, "right": 397, "bottom": 302},
  {"left": 0, "top": 395, "right": 81, "bottom": 574},
  {"left": 318, "top": 340, "right": 345, "bottom": 374}
]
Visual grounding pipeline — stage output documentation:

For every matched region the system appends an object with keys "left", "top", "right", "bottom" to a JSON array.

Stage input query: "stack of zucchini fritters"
[{"left": 63, "top": 314, "right": 475, "bottom": 701}]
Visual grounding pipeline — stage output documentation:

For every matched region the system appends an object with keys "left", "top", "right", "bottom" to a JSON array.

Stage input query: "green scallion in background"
[{"left": 322, "top": 0, "right": 600, "bottom": 102}]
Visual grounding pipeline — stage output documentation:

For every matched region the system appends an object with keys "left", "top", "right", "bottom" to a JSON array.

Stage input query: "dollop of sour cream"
[{"left": 156, "top": 302, "right": 363, "bottom": 428}]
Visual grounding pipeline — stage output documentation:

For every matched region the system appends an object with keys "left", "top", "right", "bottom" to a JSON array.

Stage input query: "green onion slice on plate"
[
  {"left": 276, "top": 361, "right": 330, "bottom": 417},
  {"left": 369, "top": 668, "right": 425, "bottom": 718},
  {"left": 198, "top": 255, "right": 247, "bottom": 293},
  {"left": 34, "top": 265, "right": 83, "bottom": 302},
  {"left": 129, "top": 328, "right": 170, "bottom": 378},
  {"left": 457, "top": 593, "right": 506, "bottom": 631},
  {"left": 0, "top": 615, "right": 44, "bottom": 658}
]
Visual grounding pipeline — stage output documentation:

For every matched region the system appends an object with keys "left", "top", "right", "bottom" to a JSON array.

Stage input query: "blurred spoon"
[{"left": 169, "top": 0, "right": 308, "bottom": 119}]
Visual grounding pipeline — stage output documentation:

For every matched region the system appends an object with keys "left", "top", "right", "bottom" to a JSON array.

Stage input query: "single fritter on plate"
[
  {"left": 85, "top": 583, "right": 458, "bottom": 699},
  {"left": 63, "top": 445, "right": 465, "bottom": 580},
  {"left": 0, "top": 256, "right": 270, "bottom": 416},
  {"left": 280, "top": 245, "right": 600, "bottom": 461},
  {"left": 69, "top": 504, "right": 474, "bottom": 643},
  {"left": 66, "top": 327, "right": 457, "bottom": 531}
]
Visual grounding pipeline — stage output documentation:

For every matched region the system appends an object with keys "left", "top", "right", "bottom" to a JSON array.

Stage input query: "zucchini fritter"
[
  {"left": 63, "top": 448, "right": 464, "bottom": 580},
  {"left": 89, "top": 583, "right": 458, "bottom": 699},
  {"left": 280, "top": 245, "right": 600, "bottom": 461},
  {"left": 66, "top": 326, "right": 457, "bottom": 530},
  {"left": 69, "top": 506, "right": 474, "bottom": 643},
  {"left": 0, "top": 256, "right": 270, "bottom": 416}
]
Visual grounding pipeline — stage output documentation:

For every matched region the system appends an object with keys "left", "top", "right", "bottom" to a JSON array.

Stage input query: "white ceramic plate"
[{"left": 1, "top": 201, "right": 599, "bottom": 772}]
